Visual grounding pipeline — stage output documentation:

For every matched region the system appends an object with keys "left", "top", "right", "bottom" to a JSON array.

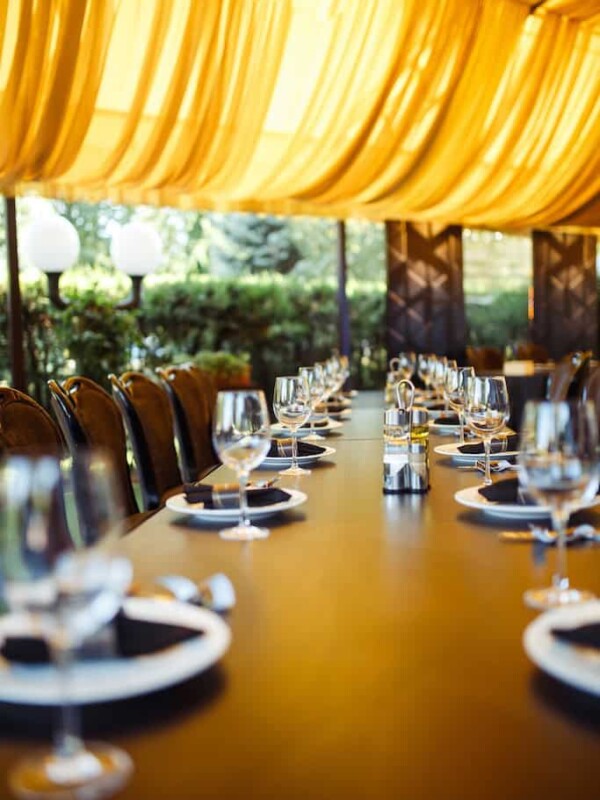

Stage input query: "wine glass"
[
  {"left": 398, "top": 352, "right": 416, "bottom": 381},
  {"left": 444, "top": 365, "right": 475, "bottom": 443},
  {"left": 431, "top": 356, "right": 448, "bottom": 400},
  {"left": 299, "top": 365, "right": 326, "bottom": 442},
  {"left": 212, "top": 390, "right": 271, "bottom": 540},
  {"left": 464, "top": 376, "right": 510, "bottom": 485},
  {"left": 273, "top": 376, "right": 312, "bottom": 476},
  {"left": 519, "top": 401, "right": 599, "bottom": 609},
  {"left": 417, "top": 354, "right": 436, "bottom": 394},
  {"left": 0, "top": 452, "right": 133, "bottom": 800}
]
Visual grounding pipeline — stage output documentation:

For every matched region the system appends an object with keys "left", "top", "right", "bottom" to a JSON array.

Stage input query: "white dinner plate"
[
  {"left": 327, "top": 409, "right": 352, "bottom": 421},
  {"left": 166, "top": 488, "right": 307, "bottom": 522},
  {"left": 0, "top": 598, "right": 231, "bottom": 705},
  {"left": 434, "top": 442, "right": 520, "bottom": 464},
  {"left": 454, "top": 484, "right": 599, "bottom": 520},
  {"left": 272, "top": 419, "right": 344, "bottom": 438},
  {"left": 260, "top": 446, "right": 335, "bottom": 469},
  {"left": 523, "top": 601, "right": 600, "bottom": 696}
]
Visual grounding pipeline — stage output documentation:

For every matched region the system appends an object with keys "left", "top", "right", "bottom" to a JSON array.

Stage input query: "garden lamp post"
[
  {"left": 110, "top": 221, "right": 163, "bottom": 309},
  {"left": 21, "top": 213, "right": 80, "bottom": 310}
]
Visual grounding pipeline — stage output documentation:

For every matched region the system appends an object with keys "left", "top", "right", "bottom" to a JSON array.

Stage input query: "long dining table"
[{"left": 1, "top": 391, "right": 600, "bottom": 799}]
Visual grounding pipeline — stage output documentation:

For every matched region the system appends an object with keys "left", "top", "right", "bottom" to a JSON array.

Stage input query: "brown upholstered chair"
[
  {"left": 546, "top": 351, "right": 591, "bottom": 402},
  {"left": 48, "top": 377, "right": 151, "bottom": 531},
  {"left": 514, "top": 342, "right": 549, "bottom": 362},
  {"left": 466, "top": 346, "right": 504, "bottom": 372},
  {"left": 156, "top": 365, "right": 218, "bottom": 483},
  {"left": 0, "top": 387, "right": 64, "bottom": 455},
  {"left": 110, "top": 371, "right": 182, "bottom": 510},
  {"left": 0, "top": 387, "right": 72, "bottom": 550}
]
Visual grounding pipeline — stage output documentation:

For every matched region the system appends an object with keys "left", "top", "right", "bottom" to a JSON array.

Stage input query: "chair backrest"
[
  {"left": 110, "top": 372, "right": 181, "bottom": 510},
  {"left": 514, "top": 342, "right": 549, "bottom": 362},
  {"left": 0, "top": 387, "right": 73, "bottom": 550},
  {"left": 0, "top": 387, "right": 64, "bottom": 455},
  {"left": 156, "top": 365, "right": 218, "bottom": 483},
  {"left": 582, "top": 364, "right": 600, "bottom": 427},
  {"left": 48, "top": 377, "right": 139, "bottom": 517},
  {"left": 546, "top": 351, "right": 591, "bottom": 402},
  {"left": 466, "top": 346, "right": 504, "bottom": 372}
]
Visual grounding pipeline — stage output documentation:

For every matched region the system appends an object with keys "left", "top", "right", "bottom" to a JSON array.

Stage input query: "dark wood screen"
[
  {"left": 532, "top": 230, "right": 598, "bottom": 359},
  {"left": 385, "top": 221, "right": 466, "bottom": 360}
]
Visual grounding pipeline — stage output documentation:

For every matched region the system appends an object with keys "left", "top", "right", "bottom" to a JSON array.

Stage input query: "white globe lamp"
[
  {"left": 22, "top": 214, "right": 80, "bottom": 308},
  {"left": 110, "top": 221, "right": 162, "bottom": 308}
]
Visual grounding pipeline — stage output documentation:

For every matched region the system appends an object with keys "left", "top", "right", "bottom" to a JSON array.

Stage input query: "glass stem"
[
  {"left": 551, "top": 506, "right": 570, "bottom": 593},
  {"left": 238, "top": 472, "right": 250, "bottom": 528},
  {"left": 291, "top": 430, "right": 298, "bottom": 470},
  {"left": 53, "top": 642, "right": 84, "bottom": 763},
  {"left": 483, "top": 438, "right": 492, "bottom": 485},
  {"left": 459, "top": 410, "right": 465, "bottom": 444}
]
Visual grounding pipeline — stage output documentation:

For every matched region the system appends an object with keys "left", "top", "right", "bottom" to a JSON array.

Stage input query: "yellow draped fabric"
[{"left": 1, "top": 0, "right": 599, "bottom": 229}]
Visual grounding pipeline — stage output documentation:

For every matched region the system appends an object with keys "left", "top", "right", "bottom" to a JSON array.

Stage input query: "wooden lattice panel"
[
  {"left": 532, "top": 231, "right": 598, "bottom": 359},
  {"left": 385, "top": 221, "right": 466, "bottom": 360}
]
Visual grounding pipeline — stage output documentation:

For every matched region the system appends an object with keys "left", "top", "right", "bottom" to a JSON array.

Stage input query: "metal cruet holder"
[{"left": 383, "top": 379, "right": 430, "bottom": 494}]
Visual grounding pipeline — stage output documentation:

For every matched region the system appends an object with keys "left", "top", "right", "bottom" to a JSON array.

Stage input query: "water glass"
[
  {"left": 465, "top": 376, "right": 510, "bottom": 485},
  {"left": 273, "top": 376, "right": 311, "bottom": 475},
  {"left": 519, "top": 401, "right": 598, "bottom": 609},
  {"left": 444, "top": 365, "right": 475, "bottom": 443},
  {"left": 212, "top": 390, "right": 271, "bottom": 540},
  {"left": 0, "top": 453, "right": 133, "bottom": 800}
]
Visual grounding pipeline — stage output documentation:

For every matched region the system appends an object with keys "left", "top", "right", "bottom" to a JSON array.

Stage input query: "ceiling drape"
[{"left": 1, "top": 0, "right": 599, "bottom": 229}]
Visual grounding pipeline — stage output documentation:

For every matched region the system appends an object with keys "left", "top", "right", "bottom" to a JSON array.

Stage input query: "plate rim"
[
  {"left": 166, "top": 487, "right": 308, "bottom": 520},
  {"left": 272, "top": 419, "right": 344, "bottom": 437},
  {"left": 523, "top": 601, "right": 600, "bottom": 696},
  {"left": 454, "top": 484, "right": 598, "bottom": 518},
  {"left": 0, "top": 598, "right": 231, "bottom": 705},
  {"left": 434, "top": 442, "right": 520, "bottom": 463}
]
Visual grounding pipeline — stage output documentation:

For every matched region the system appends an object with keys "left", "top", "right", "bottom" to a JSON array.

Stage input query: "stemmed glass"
[
  {"left": 212, "top": 390, "right": 271, "bottom": 541},
  {"left": 299, "top": 365, "right": 326, "bottom": 442},
  {"left": 465, "top": 376, "right": 510, "bottom": 485},
  {"left": 417, "top": 354, "right": 435, "bottom": 394},
  {"left": 519, "top": 401, "right": 599, "bottom": 609},
  {"left": 444, "top": 365, "right": 475, "bottom": 443},
  {"left": 431, "top": 356, "right": 448, "bottom": 400},
  {"left": 273, "top": 376, "right": 312, "bottom": 476},
  {"left": 398, "top": 352, "right": 416, "bottom": 381},
  {"left": 0, "top": 452, "right": 133, "bottom": 800}
]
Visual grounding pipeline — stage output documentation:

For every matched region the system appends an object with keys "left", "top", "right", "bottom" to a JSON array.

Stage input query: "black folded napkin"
[
  {"left": 478, "top": 477, "right": 534, "bottom": 505},
  {"left": 425, "top": 402, "right": 447, "bottom": 411},
  {"left": 267, "top": 439, "right": 325, "bottom": 458},
  {"left": 1, "top": 610, "right": 203, "bottom": 665},
  {"left": 435, "top": 414, "right": 460, "bottom": 425},
  {"left": 552, "top": 623, "right": 600, "bottom": 650},
  {"left": 458, "top": 435, "right": 519, "bottom": 455},
  {"left": 183, "top": 482, "right": 291, "bottom": 508},
  {"left": 300, "top": 417, "right": 328, "bottom": 428}
]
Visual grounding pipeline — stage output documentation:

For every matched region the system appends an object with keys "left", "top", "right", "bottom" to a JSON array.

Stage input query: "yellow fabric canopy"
[{"left": 1, "top": 0, "right": 599, "bottom": 229}]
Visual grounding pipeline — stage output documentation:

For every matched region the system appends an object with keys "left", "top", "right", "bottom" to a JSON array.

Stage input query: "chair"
[
  {"left": 546, "top": 351, "right": 591, "bottom": 402},
  {"left": 0, "top": 387, "right": 72, "bottom": 550},
  {"left": 156, "top": 365, "right": 218, "bottom": 483},
  {"left": 466, "top": 346, "right": 504, "bottom": 372},
  {"left": 110, "top": 371, "right": 182, "bottom": 510},
  {"left": 0, "top": 387, "right": 64, "bottom": 455},
  {"left": 48, "top": 377, "right": 150, "bottom": 530},
  {"left": 514, "top": 342, "right": 549, "bottom": 363}
]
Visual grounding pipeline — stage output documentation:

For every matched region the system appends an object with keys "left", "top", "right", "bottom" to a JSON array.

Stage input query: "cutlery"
[
  {"left": 458, "top": 459, "right": 516, "bottom": 473},
  {"left": 499, "top": 525, "right": 600, "bottom": 544},
  {"left": 131, "top": 573, "right": 236, "bottom": 612},
  {"left": 248, "top": 477, "right": 280, "bottom": 489}
]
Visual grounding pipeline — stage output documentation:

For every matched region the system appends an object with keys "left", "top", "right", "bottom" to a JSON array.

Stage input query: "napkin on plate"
[
  {"left": 300, "top": 417, "right": 329, "bottom": 428},
  {"left": 183, "top": 482, "right": 291, "bottom": 508},
  {"left": 551, "top": 623, "right": 600, "bottom": 650},
  {"left": 0, "top": 611, "right": 203, "bottom": 665},
  {"left": 478, "top": 477, "right": 534, "bottom": 505},
  {"left": 435, "top": 414, "right": 460, "bottom": 425},
  {"left": 267, "top": 439, "right": 325, "bottom": 458},
  {"left": 458, "top": 435, "right": 519, "bottom": 455}
]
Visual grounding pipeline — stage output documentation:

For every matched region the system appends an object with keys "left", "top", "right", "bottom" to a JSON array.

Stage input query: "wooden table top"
[{"left": 1, "top": 392, "right": 600, "bottom": 799}]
